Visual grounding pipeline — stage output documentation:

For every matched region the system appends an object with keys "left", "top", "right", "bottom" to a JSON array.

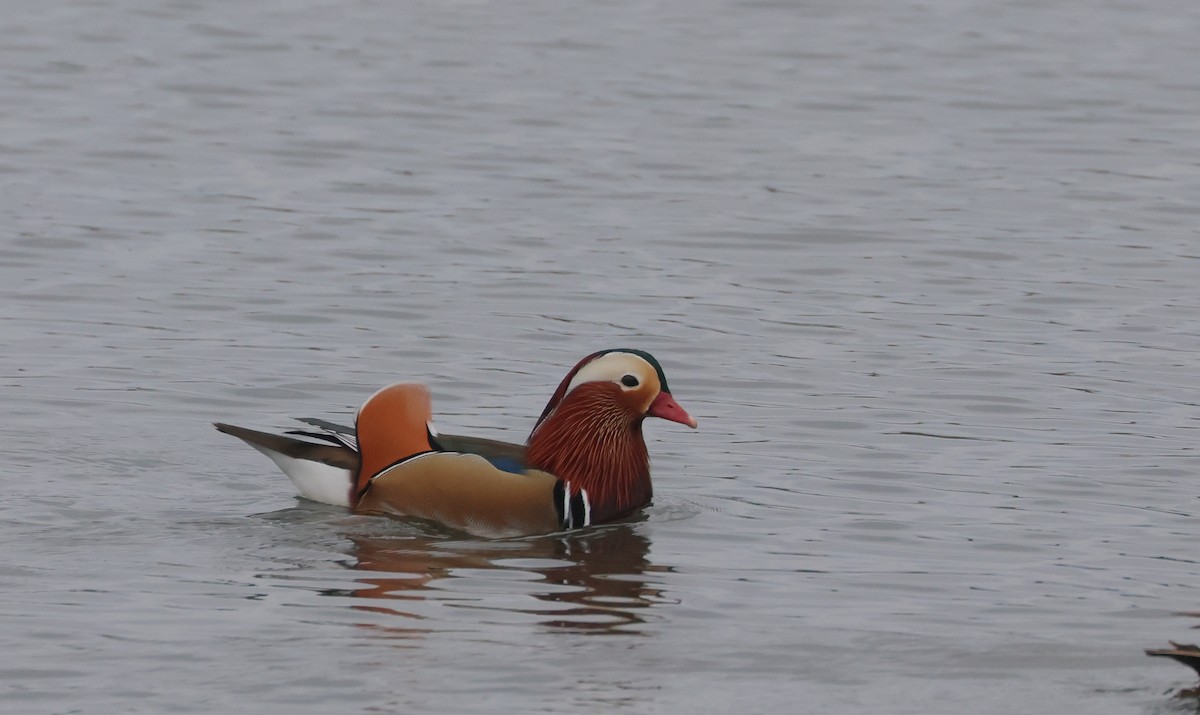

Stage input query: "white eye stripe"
[{"left": 566, "top": 352, "right": 654, "bottom": 393}]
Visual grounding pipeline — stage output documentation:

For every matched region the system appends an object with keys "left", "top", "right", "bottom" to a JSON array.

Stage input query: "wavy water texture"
[{"left": 2, "top": 0, "right": 1200, "bottom": 713}]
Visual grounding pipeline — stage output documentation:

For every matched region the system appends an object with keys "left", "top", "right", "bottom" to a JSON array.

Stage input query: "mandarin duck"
[{"left": 215, "top": 349, "right": 696, "bottom": 537}]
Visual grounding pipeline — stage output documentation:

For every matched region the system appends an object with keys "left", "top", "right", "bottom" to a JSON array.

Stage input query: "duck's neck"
[{"left": 526, "top": 384, "right": 652, "bottom": 523}]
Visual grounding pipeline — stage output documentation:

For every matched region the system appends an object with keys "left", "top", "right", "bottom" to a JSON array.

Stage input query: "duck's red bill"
[{"left": 648, "top": 391, "right": 698, "bottom": 429}]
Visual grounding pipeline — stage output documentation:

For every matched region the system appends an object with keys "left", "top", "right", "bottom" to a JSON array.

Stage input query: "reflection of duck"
[
  {"left": 346, "top": 524, "right": 667, "bottom": 634},
  {"left": 216, "top": 349, "right": 696, "bottom": 537}
]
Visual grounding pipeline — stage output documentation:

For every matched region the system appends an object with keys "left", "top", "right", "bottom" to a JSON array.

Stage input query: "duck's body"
[{"left": 216, "top": 349, "right": 696, "bottom": 537}]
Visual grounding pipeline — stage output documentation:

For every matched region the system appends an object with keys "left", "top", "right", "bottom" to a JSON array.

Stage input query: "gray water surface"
[{"left": 3, "top": 1, "right": 1200, "bottom": 713}]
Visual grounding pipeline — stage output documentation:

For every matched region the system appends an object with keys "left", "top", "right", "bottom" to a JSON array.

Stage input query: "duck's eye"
[{"left": 620, "top": 374, "right": 639, "bottom": 388}]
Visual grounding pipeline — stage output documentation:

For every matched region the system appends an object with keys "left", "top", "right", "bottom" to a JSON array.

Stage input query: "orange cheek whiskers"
[{"left": 526, "top": 384, "right": 653, "bottom": 523}]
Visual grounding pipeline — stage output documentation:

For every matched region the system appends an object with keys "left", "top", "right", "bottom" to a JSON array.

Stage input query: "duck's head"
[
  {"left": 531, "top": 348, "right": 697, "bottom": 436},
  {"left": 526, "top": 348, "right": 696, "bottom": 523}
]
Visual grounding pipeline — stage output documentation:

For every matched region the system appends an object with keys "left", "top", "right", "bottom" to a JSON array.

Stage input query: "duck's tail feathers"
[
  {"left": 214, "top": 423, "right": 358, "bottom": 507},
  {"left": 354, "top": 384, "right": 437, "bottom": 497},
  {"left": 294, "top": 418, "right": 358, "bottom": 449}
]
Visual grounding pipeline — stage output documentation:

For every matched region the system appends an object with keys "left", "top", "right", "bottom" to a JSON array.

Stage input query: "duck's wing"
[
  {"left": 352, "top": 384, "right": 562, "bottom": 536},
  {"left": 296, "top": 417, "right": 526, "bottom": 471},
  {"left": 433, "top": 433, "right": 527, "bottom": 473}
]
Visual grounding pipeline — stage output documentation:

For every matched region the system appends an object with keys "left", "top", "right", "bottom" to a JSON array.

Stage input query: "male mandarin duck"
[{"left": 215, "top": 349, "right": 697, "bottom": 537}]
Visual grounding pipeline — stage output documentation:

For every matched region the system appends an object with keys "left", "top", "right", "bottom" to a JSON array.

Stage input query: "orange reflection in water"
[{"left": 345, "top": 524, "right": 671, "bottom": 634}]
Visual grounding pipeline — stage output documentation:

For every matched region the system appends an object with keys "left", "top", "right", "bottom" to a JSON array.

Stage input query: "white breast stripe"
[
  {"left": 370, "top": 451, "right": 437, "bottom": 482},
  {"left": 581, "top": 489, "right": 591, "bottom": 527},
  {"left": 563, "top": 481, "right": 573, "bottom": 529}
]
